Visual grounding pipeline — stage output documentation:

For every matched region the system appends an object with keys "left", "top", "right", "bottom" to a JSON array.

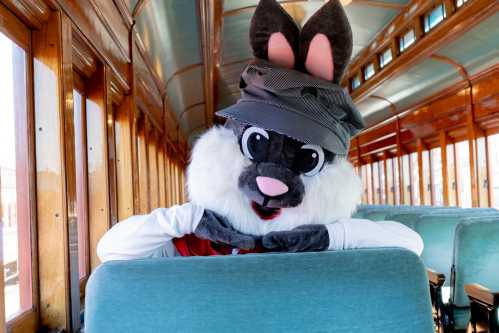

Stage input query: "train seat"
[
  {"left": 85, "top": 249, "right": 433, "bottom": 333},
  {"left": 416, "top": 210, "right": 499, "bottom": 286},
  {"left": 432, "top": 218, "right": 499, "bottom": 332}
]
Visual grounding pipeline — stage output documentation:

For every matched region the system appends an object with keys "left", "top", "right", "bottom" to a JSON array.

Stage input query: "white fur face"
[{"left": 187, "top": 126, "right": 362, "bottom": 236}]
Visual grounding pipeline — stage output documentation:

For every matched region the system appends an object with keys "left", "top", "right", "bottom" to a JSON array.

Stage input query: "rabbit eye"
[
  {"left": 240, "top": 127, "right": 269, "bottom": 161},
  {"left": 294, "top": 144, "right": 325, "bottom": 176}
]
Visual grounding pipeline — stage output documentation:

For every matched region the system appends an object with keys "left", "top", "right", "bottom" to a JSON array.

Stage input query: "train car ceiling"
[{"left": 130, "top": 0, "right": 414, "bottom": 144}]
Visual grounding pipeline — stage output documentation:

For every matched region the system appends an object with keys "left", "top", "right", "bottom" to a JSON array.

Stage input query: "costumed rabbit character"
[{"left": 98, "top": 0, "right": 422, "bottom": 261}]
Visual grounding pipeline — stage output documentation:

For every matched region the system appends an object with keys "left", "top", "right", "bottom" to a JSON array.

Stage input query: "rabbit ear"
[
  {"left": 250, "top": 0, "right": 300, "bottom": 68},
  {"left": 300, "top": 0, "right": 353, "bottom": 83}
]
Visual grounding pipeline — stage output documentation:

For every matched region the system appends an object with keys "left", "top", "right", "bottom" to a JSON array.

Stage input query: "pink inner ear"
[
  {"left": 305, "top": 33, "right": 334, "bottom": 81},
  {"left": 268, "top": 32, "right": 295, "bottom": 69}
]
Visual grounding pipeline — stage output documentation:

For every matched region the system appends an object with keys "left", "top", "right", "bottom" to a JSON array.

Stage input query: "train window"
[
  {"left": 148, "top": 134, "right": 159, "bottom": 210},
  {"left": 379, "top": 160, "right": 386, "bottom": 204},
  {"left": 431, "top": 147, "right": 444, "bottom": 206},
  {"left": 351, "top": 74, "right": 361, "bottom": 90},
  {"left": 136, "top": 116, "right": 149, "bottom": 213},
  {"left": 399, "top": 29, "right": 416, "bottom": 53},
  {"left": 489, "top": 133, "right": 499, "bottom": 209},
  {"left": 402, "top": 154, "right": 411, "bottom": 205},
  {"left": 410, "top": 152, "right": 420, "bottom": 205},
  {"left": 386, "top": 158, "right": 394, "bottom": 204},
  {"left": 0, "top": 31, "right": 33, "bottom": 320},
  {"left": 456, "top": 0, "right": 469, "bottom": 7},
  {"left": 476, "top": 137, "right": 489, "bottom": 207},
  {"left": 379, "top": 48, "right": 393, "bottom": 69},
  {"left": 447, "top": 144, "right": 457, "bottom": 206},
  {"left": 73, "top": 86, "right": 90, "bottom": 281},
  {"left": 393, "top": 158, "right": 400, "bottom": 205},
  {"left": 456, "top": 140, "right": 472, "bottom": 207},
  {"left": 424, "top": 4, "right": 446, "bottom": 33},
  {"left": 372, "top": 162, "right": 379, "bottom": 204},
  {"left": 363, "top": 63, "right": 375, "bottom": 81},
  {"left": 422, "top": 150, "right": 432, "bottom": 205}
]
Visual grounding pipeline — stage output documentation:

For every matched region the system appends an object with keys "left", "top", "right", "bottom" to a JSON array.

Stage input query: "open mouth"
[{"left": 251, "top": 201, "right": 282, "bottom": 221}]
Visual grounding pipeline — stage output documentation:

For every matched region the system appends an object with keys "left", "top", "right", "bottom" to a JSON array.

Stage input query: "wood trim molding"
[
  {"left": 72, "top": 28, "right": 98, "bottom": 78},
  {"left": 199, "top": 0, "right": 224, "bottom": 128},
  {"left": 87, "top": 0, "right": 129, "bottom": 62},
  {"left": 344, "top": 0, "right": 498, "bottom": 101},
  {"left": 112, "top": 0, "right": 133, "bottom": 29},
  {"left": 1, "top": 0, "right": 50, "bottom": 29},
  {"left": 430, "top": 54, "right": 469, "bottom": 81},
  {"left": 134, "top": 30, "right": 166, "bottom": 96}
]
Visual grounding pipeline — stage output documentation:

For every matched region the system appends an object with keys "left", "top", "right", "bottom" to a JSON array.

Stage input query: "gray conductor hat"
[{"left": 216, "top": 60, "right": 365, "bottom": 155}]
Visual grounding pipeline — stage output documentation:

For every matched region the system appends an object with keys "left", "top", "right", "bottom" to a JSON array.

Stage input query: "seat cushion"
[{"left": 85, "top": 249, "right": 433, "bottom": 333}]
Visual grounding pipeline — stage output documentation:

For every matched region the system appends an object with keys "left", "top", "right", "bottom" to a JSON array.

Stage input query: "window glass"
[
  {"left": 456, "top": 140, "right": 472, "bottom": 207},
  {"left": 379, "top": 160, "right": 386, "bottom": 204},
  {"left": 372, "top": 162, "right": 380, "bottom": 204},
  {"left": 360, "top": 164, "right": 368, "bottom": 204},
  {"left": 431, "top": 147, "right": 443, "bottom": 206},
  {"left": 364, "top": 63, "right": 375, "bottom": 81},
  {"left": 476, "top": 137, "right": 488, "bottom": 207},
  {"left": 386, "top": 158, "right": 394, "bottom": 204},
  {"left": 489, "top": 134, "right": 499, "bottom": 209},
  {"left": 0, "top": 31, "right": 32, "bottom": 320},
  {"left": 447, "top": 144, "right": 457, "bottom": 206},
  {"left": 351, "top": 75, "right": 361, "bottom": 90},
  {"left": 422, "top": 150, "right": 432, "bottom": 205},
  {"left": 424, "top": 4, "right": 446, "bottom": 32},
  {"left": 73, "top": 89, "right": 89, "bottom": 280},
  {"left": 402, "top": 154, "right": 411, "bottom": 204},
  {"left": 379, "top": 48, "right": 393, "bottom": 69},
  {"left": 366, "top": 162, "right": 373, "bottom": 204},
  {"left": 399, "top": 29, "right": 416, "bottom": 52},
  {"left": 393, "top": 157, "right": 400, "bottom": 205},
  {"left": 410, "top": 152, "right": 420, "bottom": 205}
]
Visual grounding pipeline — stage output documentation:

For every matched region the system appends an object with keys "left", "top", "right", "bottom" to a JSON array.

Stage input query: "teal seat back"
[
  {"left": 452, "top": 218, "right": 499, "bottom": 307},
  {"left": 386, "top": 207, "right": 456, "bottom": 229},
  {"left": 85, "top": 249, "right": 433, "bottom": 333},
  {"left": 416, "top": 210, "right": 499, "bottom": 284}
]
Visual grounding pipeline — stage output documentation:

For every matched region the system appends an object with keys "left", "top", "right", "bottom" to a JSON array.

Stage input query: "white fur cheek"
[
  {"left": 276, "top": 158, "right": 361, "bottom": 227},
  {"left": 186, "top": 126, "right": 263, "bottom": 235}
]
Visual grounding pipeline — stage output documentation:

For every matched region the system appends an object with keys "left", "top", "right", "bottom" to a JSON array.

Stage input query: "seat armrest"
[
  {"left": 427, "top": 268, "right": 445, "bottom": 287},
  {"left": 465, "top": 283, "right": 499, "bottom": 307}
]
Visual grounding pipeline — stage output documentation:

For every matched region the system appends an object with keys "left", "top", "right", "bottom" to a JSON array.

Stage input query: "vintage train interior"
[{"left": 0, "top": 0, "right": 498, "bottom": 332}]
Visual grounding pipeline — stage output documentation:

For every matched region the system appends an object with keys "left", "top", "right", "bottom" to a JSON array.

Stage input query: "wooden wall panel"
[
  {"left": 115, "top": 97, "right": 135, "bottom": 220},
  {"left": 33, "top": 11, "right": 72, "bottom": 330},
  {"left": 148, "top": 132, "right": 159, "bottom": 210},
  {"left": 158, "top": 148, "right": 166, "bottom": 207},
  {"left": 136, "top": 116, "right": 149, "bottom": 213},
  {"left": 54, "top": 0, "right": 130, "bottom": 91},
  {"left": 86, "top": 65, "right": 111, "bottom": 270}
]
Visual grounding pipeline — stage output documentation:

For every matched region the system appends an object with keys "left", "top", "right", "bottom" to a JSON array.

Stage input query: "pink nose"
[{"left": 256, "top": 176, "right": 289, "bottom": 197}]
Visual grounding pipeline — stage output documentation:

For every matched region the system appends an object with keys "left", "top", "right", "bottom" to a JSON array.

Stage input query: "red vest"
[{"left": 173, "top": 234, "right": 266, "bottom": 256}]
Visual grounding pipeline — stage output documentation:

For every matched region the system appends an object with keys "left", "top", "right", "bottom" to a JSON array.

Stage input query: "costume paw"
[
  {"left": 262, "top": 224, "right": 329, "bottom": 252},
  {"left": 194, "top": 210, "right": 257, "bottom": 250}
]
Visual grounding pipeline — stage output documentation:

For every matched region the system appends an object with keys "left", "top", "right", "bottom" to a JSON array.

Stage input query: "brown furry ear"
[
  {"left": 300, "top": 0, "right": 353, "bottom": 83},
  {"left": 250, "top": 0, "right": 300, "bottom": 68}
]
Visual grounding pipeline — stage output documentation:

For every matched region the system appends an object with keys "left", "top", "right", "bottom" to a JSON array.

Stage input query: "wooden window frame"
[
  {"left": 1, "top": 4, "right": 39, "bottom": 332},
  {"left": 423, "top": 3, "right": 447, "bottom": 33},
  {"left": 72, "top": 71, "right": 91, "bottom": 285}
]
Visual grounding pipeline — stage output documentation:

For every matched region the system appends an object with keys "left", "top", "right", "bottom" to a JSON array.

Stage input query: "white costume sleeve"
[
  {"left": 97, "top": 203, "right": 204, "bottom": 262},
  {"left": 325, "top": 218, "right": 424, "bottom": 255}
]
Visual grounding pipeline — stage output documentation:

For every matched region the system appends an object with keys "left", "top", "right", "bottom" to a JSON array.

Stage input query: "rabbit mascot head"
[{"left": 187, "top": 0, "right": 364, "bottom": 238}]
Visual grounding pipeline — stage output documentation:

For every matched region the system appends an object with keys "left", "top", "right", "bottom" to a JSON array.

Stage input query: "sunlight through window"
[{"left": 1, "top": 31, "right": 32, "bottom": 321}]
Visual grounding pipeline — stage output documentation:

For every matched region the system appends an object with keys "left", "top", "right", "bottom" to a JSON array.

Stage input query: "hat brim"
[{"left": 216, "top": 100, "right": 348, "bottom": 155}]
